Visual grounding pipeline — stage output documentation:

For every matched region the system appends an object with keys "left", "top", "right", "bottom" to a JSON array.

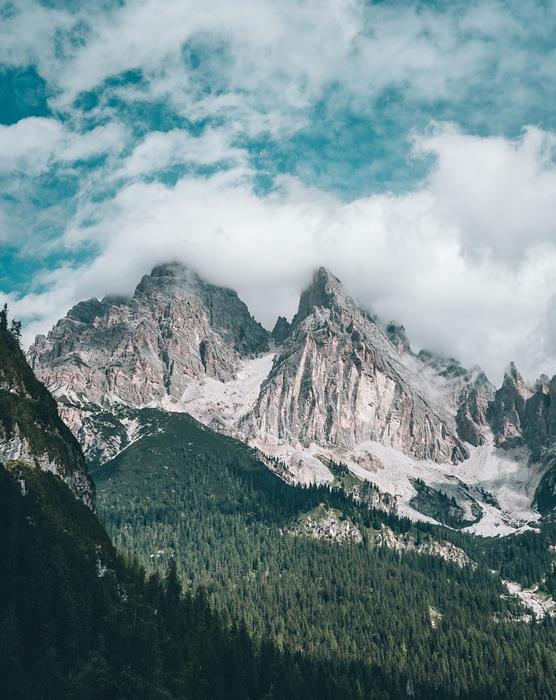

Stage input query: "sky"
[{"left": 0, "top": 0, "right": 555, "bottom": 383}]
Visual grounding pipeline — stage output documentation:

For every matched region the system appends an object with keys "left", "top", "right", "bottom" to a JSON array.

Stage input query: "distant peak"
[
  {"left": 293, "top": 267, "right": 347, "bottom": 325},
  {"left": 385, "top": 322, "right": 411, "bottom": 354},
  {"left": 271, "top": 316, "right": 291, "bottom": 344},
  {"left": 502, "top": 362, "right": 531, "bottom": 395},
  {"left": 150, "top": 261, "right": 190, "bottom": 278}
]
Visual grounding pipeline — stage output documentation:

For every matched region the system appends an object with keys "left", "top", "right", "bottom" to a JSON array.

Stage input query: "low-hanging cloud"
[{"left": 6, "top": 123, "right": 556, "bottom": 386}]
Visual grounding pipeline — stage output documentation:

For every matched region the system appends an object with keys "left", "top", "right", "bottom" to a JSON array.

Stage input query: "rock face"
[
  {"left": 271, "top": 316, "right": 291, "bottom": 345},
  {"left": 455, "top": 370, "right": 496, "bottom": 446},
  {"left": 28, "top": 262, "right": 556, "bottom": 525},
  {"left": 241, "top": 268, "right": 468, "bottom": 464},
  {"left": 29, "top": 263, "right": 269, "bottom": 408},
  {"left": 488, "top": 363, "right": 532, "bottom": 448},
  {"left": 0, "top": 318, "right": 93, "bottom": 507}
]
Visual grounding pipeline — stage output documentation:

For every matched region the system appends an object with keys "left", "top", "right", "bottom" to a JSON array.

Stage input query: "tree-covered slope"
[
  {"left": 94, "top": 408, "right": 556, "bottom": 699},
  {"left": 0, "top": 310, "right": 406, "bottom": 699},
  {"left": 0, "top": 308, "right": 93, "bottom": 506}
]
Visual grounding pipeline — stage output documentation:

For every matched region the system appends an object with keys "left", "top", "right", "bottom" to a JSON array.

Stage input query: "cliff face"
[
  {"left": 0, "top": 315, "right": 93, "bottom": 507},
  {"left": 28, "top": 263, "right": 269, "bottom": 408},
  {"left": 26, "top": 262, "right": 556, "bottom": 529},
  {"left": 241, "top": 268, "right": 468, "bottom": 464}
]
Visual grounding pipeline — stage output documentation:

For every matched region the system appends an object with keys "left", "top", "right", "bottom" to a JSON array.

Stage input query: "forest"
[{"left": 93, "top": 408, "right": 556, "bottom": 699}]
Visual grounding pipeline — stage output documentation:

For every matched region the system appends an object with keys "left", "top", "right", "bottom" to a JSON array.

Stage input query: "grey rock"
[
  {"left": 271, "top": 316, "right": 291, "bottom": 345},
  {"left": 29, "top": 262, "right": 269, "bottom": 408},
  {"left": 241, "top": 267, "right": 468, "bottom": 464},
  {"left": 456, "top": 369, "right": 496, "bottom": 446},
  {"left": 488, "top": 363, "right": 532, "bottom": 447}
]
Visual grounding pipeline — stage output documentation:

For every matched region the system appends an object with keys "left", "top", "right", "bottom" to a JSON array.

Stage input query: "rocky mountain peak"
[
  {"left": 242, "top": 268, "right": 468, "bottom": 465},
  {"left": 28, "top": 262, "right": 269, "bottom": 409},
  {"left": 292, "top": 267, "right": 349, "bottom": 326},
  {"left": 385, "top": 322, "right": 411, "bottom": 354},
  {"left": 489, "top": 362, "right": 532, "bottom": 447},
  {"left": 271, "top": 316, "right": 292, "bottom": 345}
]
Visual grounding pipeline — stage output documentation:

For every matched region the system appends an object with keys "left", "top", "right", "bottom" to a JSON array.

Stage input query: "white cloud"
[
  {"left": 115, "top": 127, "right": 245, "bottom": 179},
  {"left": 415, "top": 124, "right": 556, "bottom": 263},
  {"left": 9, "top": 123, "right": 556, "bottom": 385},
  {"left": 0, "top": 117, "right": 127, "bottom": 176}
]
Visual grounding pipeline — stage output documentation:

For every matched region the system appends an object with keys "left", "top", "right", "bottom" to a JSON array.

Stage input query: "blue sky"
[{"left": 1, "top": 0, "right": 556, "bottom": 380}]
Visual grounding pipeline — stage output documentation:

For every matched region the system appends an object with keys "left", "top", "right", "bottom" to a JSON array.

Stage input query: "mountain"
[
  {"left": 27, "top": 262, "right": 556, "bottom": 534},
  {"left": 2, "top": 304, "right": 408, "bottom": 699},
  {"left": 0, "top": 308, "right": 93, "bottom": 507},
  {"left": 10, "top": 293, "right": 556, "bottom": 698},
  {"left": 241, "top": 267, "right": 468, "bottom": 463}
]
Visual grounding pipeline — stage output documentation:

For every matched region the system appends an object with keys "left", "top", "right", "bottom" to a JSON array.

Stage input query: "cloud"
[
  {"left": 415, "top": 124, "right": 556, "bottom": 263},
  {"left": 115, "top": 127, "right": 245, "bottom": 179},
  {"left": 6, "top": 122, "right": 556, "bottom": 385},
  {"left": 0, "top": 117, "right": 127, "bottom": 175}
]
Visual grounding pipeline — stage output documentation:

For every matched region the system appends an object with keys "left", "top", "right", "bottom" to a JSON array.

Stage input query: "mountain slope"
[
  {"left": 0, "top": 310, "right": 93, "bottom": 506},
  {"left": 27, "top": 263, "right": 556, "bottom": 533},
  {"left": 92, "top": 406, "right": 556, "bottom": 699}
]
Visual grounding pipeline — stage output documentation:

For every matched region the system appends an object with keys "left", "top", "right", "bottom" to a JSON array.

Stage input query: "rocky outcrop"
[
  {"left": 288, "top": 504, "right": 363, "bottom": 543},
  {"left": 29, "top": 263, "right": 269, "bottom": 408},
  {"left": 0, "top": 318, "right": 93, "bottom": 506},
  {"left": 271, "top": 316, "right": 291, "bottom": 345},
  {"left": 374, "top": 525, "right": 475, "bottom": 568},
  {"left": 488, "top": 363, "right": 532, "bottom": 447},
  {"left": 241, "top": 268, "right": 468, "bottom": 464}
]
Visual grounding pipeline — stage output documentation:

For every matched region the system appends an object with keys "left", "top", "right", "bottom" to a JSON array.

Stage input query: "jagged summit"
[
  {"left": 271, "top": 316, "right": 291, "bottom": 345},
  {"left": 29, "top": 262, "right": 269, "bottom": 408},
  {"left": 292, "top": 267, "right": 349, "bottom": 326}
]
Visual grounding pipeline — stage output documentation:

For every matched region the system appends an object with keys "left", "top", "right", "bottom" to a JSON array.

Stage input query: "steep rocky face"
[
  {"left": 488, "top": 363, "right": 532, "bottom": 447},
  {"left": 385, "top": 322, "right": 411, "bottom": 354},
  {"left": 455, "top": 370, "right": 496, "bottom": 446},
  {"left": 241, "top": 268, "right": 468, "bottom": 464},
  {"left": 29, "top": 263, "right": 269, "bottom": 408},
  {"left": 271, "top": 316, "right": 292, "bottom": 345},
  {"left": 0, "top": 316, "right": 93, "bottom": 507}
]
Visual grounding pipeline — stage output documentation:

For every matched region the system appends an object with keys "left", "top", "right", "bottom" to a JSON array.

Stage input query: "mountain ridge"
[{"left": 27, "top": 262, "right": 556, "bottom": 534}]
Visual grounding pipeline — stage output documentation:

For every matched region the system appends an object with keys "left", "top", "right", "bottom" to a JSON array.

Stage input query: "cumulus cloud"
[
  {"left": 2, "top": 0, "right": 556, "bottom": 388},
  {"left": 415, "top": 124, "right": 556, "bottom": 263},
  {"left": 6, "top": 123, "right": 556, "bottom": 385}
]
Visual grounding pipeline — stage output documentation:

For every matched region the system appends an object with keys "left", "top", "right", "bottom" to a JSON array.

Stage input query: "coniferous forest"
[
  {"left": 93, "top": 408, "right": 556, "bottom": 699},
  {"left": 3, "top": 312, "right": 556, "bottom": 698}
]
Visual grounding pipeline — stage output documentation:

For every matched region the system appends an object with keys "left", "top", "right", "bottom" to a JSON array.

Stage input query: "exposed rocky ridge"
[
  {"left": 288, "top": 504, "right": 363, "bottom": 543},
  {"left": 0, "top": 316, "right": 93, "bottom": 507},
  {"left": 29, "top": 262, "right": 269, "bottom": 409},
  {"left": 27, "top": 263, "right": 556, "bottom": 527},
  {"left": 374, "top": 525, "right": 475, "bottom": 569},
  {"left": 241, "top": 268, "right": 469, "bottom": 464}
]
